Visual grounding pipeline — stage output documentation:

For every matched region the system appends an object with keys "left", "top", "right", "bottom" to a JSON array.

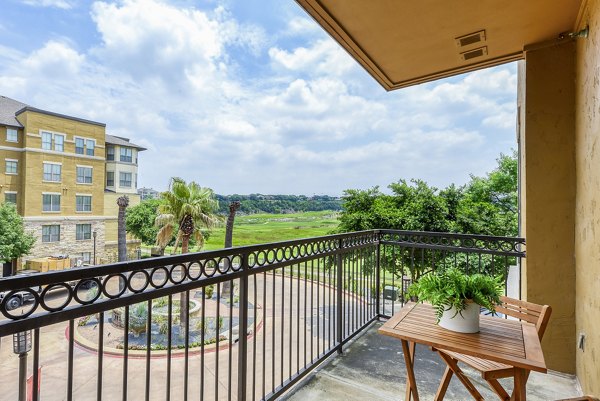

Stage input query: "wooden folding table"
[{"left": 379, "top": 302, "right": 547, "bottom": 401}]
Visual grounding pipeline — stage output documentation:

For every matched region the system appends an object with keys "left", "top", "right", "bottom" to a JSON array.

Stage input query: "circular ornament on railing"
[
  {"left": 247, "top": 253, "right": 257, "bottom": 268},
  {"left": 150, "top": 266, "right": 169, "bottom": 287},
  {"left": 39, "top": 283, "right": 73, "bottom": 312},
  {"left": 299, "top": 244, "right": 307, "bottom": 257},
  {"left": 501, "top": 241, "right": 515, "bottom": 252},
  {"left": 102, "top": 274, "right": 128, "bottom": 299},
  {"left": 266, "top": 250, "right": 276, "bottom": 264},
  {"left": 217, "top": 257, "right": 232, "bottom": 274},
  {"left": 127, "top": 270, "right": 150, "bottom": 293},
  {"left": 1, "top": 288, "right": 40, "bottom": 319},
  {"left": 463, "top": 238, "right": 475, "bottom": 248},
  {"left": 73, "top": 278, "right": 102, "bottom": 305},
  {"left": 231, "top": 255, "right": 243, "bottom": 271},
  {"left": 276, "top": 248, "right": 285, "bottom": 262},
  {"left": 187, "top": 262, "right": 202, "bottom": 280},
  {"left": 292, "top": 245, "right": 300, "bottom": 258},
  {"left": 256, "top": 251, "right": 267, "bottom": 266},
  {"left": 169, "top": 264, "right": 187, "bottom": 284},
  {"left": 203, "top": 258, "right": 218, "bottom": 276}
]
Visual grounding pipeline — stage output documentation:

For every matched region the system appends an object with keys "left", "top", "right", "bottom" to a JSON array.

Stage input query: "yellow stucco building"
[{"left": 0, "top": 96, "right": 145, "bottom": 265}]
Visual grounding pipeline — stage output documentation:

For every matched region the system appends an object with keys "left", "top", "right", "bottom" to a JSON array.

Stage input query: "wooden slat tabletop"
[{"left": 378, "top": 302, "right": 547, "bottom": 373}]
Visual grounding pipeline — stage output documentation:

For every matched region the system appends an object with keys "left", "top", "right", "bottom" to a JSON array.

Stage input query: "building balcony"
[{"left": 0, "top": 230, "right": 583, "bottom": 400}]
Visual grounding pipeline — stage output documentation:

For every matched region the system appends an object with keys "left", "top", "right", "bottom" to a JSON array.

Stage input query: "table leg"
[
  {"left": 513, "top": 368, "right": 527, "bottom": 401},
  {"left": 402, "top": 340, "right": 419, "bottom": 401}
]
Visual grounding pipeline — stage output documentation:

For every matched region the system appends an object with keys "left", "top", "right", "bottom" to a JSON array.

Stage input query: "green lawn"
[{"left": 202, "top": 210, "right": 340, "bottom": 250}]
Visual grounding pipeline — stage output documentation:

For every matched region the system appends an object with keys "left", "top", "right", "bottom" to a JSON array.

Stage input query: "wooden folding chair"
[{"left": 433, "top": 296, "right": 552, "bottom": 401}]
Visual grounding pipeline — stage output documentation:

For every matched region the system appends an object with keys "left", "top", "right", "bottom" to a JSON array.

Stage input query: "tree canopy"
[
  {"left": 337, "top": 151, "right": 518, "bottom": 237},
  {"left": 126, "top": 198, "right": 161, "bottom": 244},
  {"left": 0, "top": 202, "right": 35, "bottom": 262},
  {"left": 155, "top": 177, "right": 220, "bottom": 253}
]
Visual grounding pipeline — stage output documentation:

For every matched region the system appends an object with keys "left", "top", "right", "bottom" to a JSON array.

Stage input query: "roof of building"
[
  {"left": 0, "top": 96, "right": 28, "bottom": 127},
  {"left": 105, "top": 134, "right": 147, "bottom": 151},
  {"left": 16, "top": 106, "right": 105, "bottom": 127},
  {"left": 0, "top": 95, "right": 106, "bottom": 127}
]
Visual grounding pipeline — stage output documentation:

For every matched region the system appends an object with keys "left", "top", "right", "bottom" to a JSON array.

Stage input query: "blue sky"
[{"left": 0, "top": 0, "right": 518, "bottom": 196}]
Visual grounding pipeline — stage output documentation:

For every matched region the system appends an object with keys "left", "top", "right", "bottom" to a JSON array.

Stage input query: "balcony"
[{"left": 0, "top": 230, "right": 579, "bottom": 400}]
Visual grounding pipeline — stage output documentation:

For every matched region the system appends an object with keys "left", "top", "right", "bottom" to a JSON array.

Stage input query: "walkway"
[{"left": 284, "top": 322, "right": 580, "bottom": 401}]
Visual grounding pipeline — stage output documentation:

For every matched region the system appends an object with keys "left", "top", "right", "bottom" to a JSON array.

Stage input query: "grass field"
[{"left": 199, "top": 210, "right": 340, "bottom": 251}]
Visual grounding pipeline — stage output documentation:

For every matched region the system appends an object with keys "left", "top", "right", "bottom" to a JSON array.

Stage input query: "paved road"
[{"left": 0, "top": 272, "right": 384, "bottom": 401}]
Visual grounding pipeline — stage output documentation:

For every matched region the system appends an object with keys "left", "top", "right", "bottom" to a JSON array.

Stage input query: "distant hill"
[{"left": 216, "top": 194, "right": 342, "bottom": 214}]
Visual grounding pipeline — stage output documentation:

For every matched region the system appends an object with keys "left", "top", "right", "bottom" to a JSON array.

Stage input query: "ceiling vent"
[
  {"left": 460, "top": 46, "right": 488, "bottom": 61},
  {"left": 455, "top": 30, "right": 486, "bottom": 48}
]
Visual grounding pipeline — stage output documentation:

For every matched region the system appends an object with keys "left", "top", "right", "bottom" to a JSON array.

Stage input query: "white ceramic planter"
[{"left": 438, "top": 301, "right": 480, "bottom": 333}]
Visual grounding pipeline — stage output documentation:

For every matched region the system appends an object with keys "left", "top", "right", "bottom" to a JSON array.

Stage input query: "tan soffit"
[{"left": 296, "top": 0, "right": 583, "bottom": 90}]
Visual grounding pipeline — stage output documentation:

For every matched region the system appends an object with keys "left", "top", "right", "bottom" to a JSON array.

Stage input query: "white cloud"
[
  {"left": 20, "top": 0, "right": 74, "bottom": 9},
  {"left": 0, "top": 0, "right": 518, "bottom": 195},
  {"left": 269, "top": 39, "right": 355, "bottom": 76}
]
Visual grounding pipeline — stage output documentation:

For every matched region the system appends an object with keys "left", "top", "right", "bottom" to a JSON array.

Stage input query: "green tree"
[
  {"left": 126, "top": 199, "right": 161, "bottom": 244},
  {"left": 155, "top": 177, "right": 219, "bottom": 334},
  {"left": 0, "top": 203, "right": 35, "bottom": 264},
  {"left": 155, "top": 178, "right": 219, "bottom": 254},
  {"left": 455, "top": 152, "right": 518, "bottom": 237},
  {"left": 337, "top": 180, "right": 449, "bottom": 233}
]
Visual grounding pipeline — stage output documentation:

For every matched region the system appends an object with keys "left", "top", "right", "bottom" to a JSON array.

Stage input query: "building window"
[
  {"left": 75, "top": 138, "right": 85, "bottom": 154},
  {"left": 76, "top": 195, "right": 92, "bottom": 212},
  {"left": 119, "top": 172, "right": 132, "bottom": 188},
  {"left": 80, "top": 252, "right": 91, "bottom": 263},
  {"left": 5, "top": 159, "right": 17, "bottom": 174},
  {"left": 106, "top": 146, "right": 115, "bottom": 161},
  {"left": 43, "top": 163, "right": 61, "bottom": 182},
  {"left": 76, "top": 224, "right": 92, "bottom": 240},
  {"left": 41, "top": 132, "right": 52, "bottom": 150},
  {"left": 4, "top": 192, "right": 16, "bottom": 204},
  {"left": 42, "top": 225, "right": 60, "bottom": 243},
  {"left": 76, "top": 166, "right": 93, "bottom": 184},
  {"left": 6, "top": 128, "right": 18, "bottom": 142},
  {"left": 106, "top": 171, "right": 114, "bottom": 187},
  {"left": 41, "top": 131, "right": 65, "bottom": 152},
  {"left": 54, "top": 135, "right": 64, "bottom": 152},
  {"left": 86, "top": 140, "right": 95, "bottom": 156},
  {"left": 42, "top": 194, "right": 61, "bottom": 212},
  {"left": 120, "top": 147, "right": 133, "bottom": 163}
]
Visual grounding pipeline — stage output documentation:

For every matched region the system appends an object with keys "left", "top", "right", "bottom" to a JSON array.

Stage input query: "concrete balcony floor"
[{"left": 284, "top": 322, "right": 580, "bottom": 401}]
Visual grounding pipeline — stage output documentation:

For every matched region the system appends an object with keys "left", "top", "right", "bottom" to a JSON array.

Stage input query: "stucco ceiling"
[{"left": 296, "top": 0, "right": 584, "bottom": 90}]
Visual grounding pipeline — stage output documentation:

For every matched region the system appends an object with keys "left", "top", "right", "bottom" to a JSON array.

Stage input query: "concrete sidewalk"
[{"left": 283, "top": 322, "right": 580, "bottom": 401}]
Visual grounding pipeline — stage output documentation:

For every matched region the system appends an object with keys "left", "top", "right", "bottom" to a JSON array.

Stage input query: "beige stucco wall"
[
  {"left": 574, "top": 0, "right": 600, "bottom": 394},
  {"left": 519, "top": 40, "right": 576, "bottom": 374}
]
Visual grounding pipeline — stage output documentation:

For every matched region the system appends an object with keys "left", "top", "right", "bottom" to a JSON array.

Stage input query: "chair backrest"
[{"left": 495, "top": 296, "right": 552, "bottom": 340}]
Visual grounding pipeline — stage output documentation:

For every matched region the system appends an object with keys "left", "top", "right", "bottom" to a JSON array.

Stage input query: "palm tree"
[
  {"left": 221, "top": 201, "right": 241, "bottom": 297},
  {"left": 117, "top": 196, "right": 129, "bottom": 262},
  {"left": 155, "top": 177, "right": 219, "bottom": 334}
]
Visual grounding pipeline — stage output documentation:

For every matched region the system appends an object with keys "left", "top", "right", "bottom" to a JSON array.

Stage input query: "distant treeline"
[{"left": 215, "top": 194, "right": 342, "bottom": 214}]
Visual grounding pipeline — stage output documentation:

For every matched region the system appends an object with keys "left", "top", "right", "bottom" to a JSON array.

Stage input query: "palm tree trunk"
[
  {"left": 180, "top": 234, "right": 190, "bottom": 336},
  {"left": 117, "top": 196, "right": 129, "bottom": 292},
  {"left": 221, "top": 201, "right": 240, "bottom": 297}
]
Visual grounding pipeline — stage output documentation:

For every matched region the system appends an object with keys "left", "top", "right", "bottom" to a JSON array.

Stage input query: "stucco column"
[{"left": 518, "top": 40, "right": 576, "bottom": 374}]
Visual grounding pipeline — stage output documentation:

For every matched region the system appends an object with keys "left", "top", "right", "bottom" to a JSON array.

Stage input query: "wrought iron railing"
[{"left": 0, "top": 230, "right": 524, "bottom": 401}]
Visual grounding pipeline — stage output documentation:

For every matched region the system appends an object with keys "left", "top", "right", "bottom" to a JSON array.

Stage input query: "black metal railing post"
[
  {"left": 375, "top": 230, "right": 381, "bottom": 319},
  {"left": 336, "top": 238, "right": 344, "bottom": 354},
  {"left": 237, "top": 256, "right": 249, "bottom": 401}
]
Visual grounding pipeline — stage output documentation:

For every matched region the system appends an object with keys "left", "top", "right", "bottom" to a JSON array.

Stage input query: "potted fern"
[{"left": 407, "top": 268, "right": 504, "bottom": 333}]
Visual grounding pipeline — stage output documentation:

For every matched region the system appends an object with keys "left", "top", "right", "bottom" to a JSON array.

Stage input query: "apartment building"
[
  {"left": 104, "top": 134, "right": 146, "bottom": 260},
  {"left": 0, "top": 95, "right": 145, "bottom": 264}
]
